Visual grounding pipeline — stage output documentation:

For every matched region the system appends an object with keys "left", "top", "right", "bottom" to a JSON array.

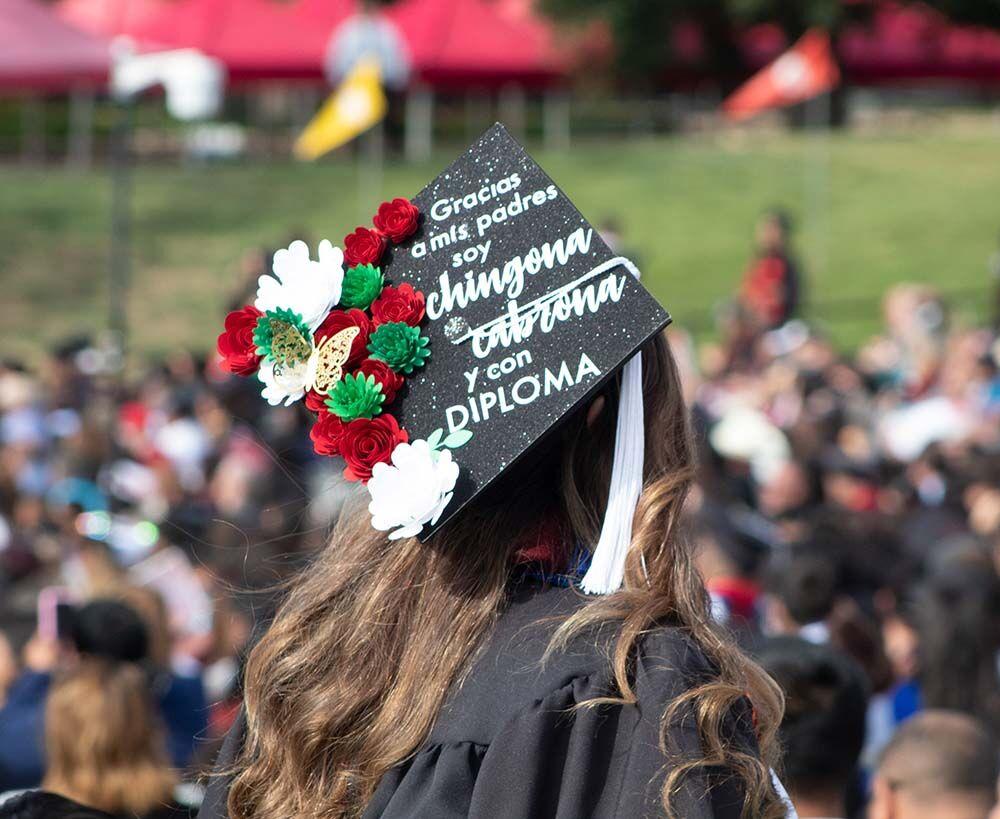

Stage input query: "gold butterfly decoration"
[
  {"left": 270, "top": 319, "right": 312, "bottom": 368},
  {"left": 311, "top": 326, "right": 360, "bottom": 395}
]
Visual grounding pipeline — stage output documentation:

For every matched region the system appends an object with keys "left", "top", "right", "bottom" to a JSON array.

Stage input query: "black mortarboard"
[{"left": 381, "top": 124, "right": 670, "bottom": 549}]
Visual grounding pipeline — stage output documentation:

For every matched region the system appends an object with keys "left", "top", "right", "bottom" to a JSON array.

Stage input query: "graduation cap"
[{"left": 218, "top": 123, "right": 670, "bottom": 594}]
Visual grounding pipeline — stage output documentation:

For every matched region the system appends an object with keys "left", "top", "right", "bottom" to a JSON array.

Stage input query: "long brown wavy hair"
[
  {"left": 44, "top": 659, "right": 177, "bottom": 816},
  {"left": 228, "top": 332, "right": 785, "bottom": 818}
]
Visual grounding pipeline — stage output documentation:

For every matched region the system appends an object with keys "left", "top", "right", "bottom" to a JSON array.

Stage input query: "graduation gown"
[{"left": 200, "top": 580, "right": 756, "bottom": 818}]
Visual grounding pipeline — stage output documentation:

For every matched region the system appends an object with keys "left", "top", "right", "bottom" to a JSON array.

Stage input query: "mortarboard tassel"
[{"left": 580, "top": 259, "right": 645, "bottom": 595}]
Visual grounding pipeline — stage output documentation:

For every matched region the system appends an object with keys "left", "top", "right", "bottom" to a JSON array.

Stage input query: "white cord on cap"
[{"left": 580, "top": 256, "right": 645, "bottom": 595}]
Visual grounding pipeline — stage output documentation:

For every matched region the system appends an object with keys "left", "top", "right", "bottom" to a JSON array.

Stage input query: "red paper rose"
[
  {"left": 310, "top": 412, "right": 346, "bottom": 457},
  {"left": 305, "top": 389, "right": 328, "bottom": 415},
  {"left": 314, "top": 308, "right": 372, "bottom": 367},
  {"left": 217, "top": 305, "right": 263, "bottom": 376},
  {"left": 343, "top": 227, "right": 387, "bottom": 267},
  {"left": 340, "top": 415, "right": 408, "bottom": 483},
  {"left": 370, "top": 283, "right": 426, "bottom": 327},
  {"left": 373, "top": 197, "right": 420, "bottom": 243},
  {"left": 354, "top": 358, "right": 405, "bottom": 404}
]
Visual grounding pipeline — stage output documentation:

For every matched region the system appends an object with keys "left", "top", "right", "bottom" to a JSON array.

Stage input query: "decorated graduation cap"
[{"left": 217, "top": 124, "right": 670, "bottom": 594}]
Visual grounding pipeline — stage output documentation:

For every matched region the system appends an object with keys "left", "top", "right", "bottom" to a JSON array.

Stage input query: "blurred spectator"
[
  {"left": 911, "top": 545, "right": 1000, "bottom": 733},
  {"left": 757, "top": 636, "right": 868, "bottom": 819},
  {"left": 691, "top": 503, "right": 770, "bottom": 647},
  {"left": 118, "top": 586, "right": 208, "bottom": 768},
  {"left": 766, "top": 549, "right": 838, "bottom": 644},
  {"left": 41, "top": 660, "right": 190, "bottom": 818},
  {"left": 0, "top": 599, "right": 147, "bottom": 790},
  {"left": 597, "top": 216, "right": 623, "bottom": 253},
  {"left": 0, "top": 599, "right": 206, "bottom": 791},
  {"left": 869, "top": 710, "right": 997, "bottom": 819},
  {"left": 0, "top": 634, "right": 15, "bottom": 709},
  {"left": 739, "top": 208, "right": 802, "bottom": 329},
  {"left": 757, "top": 458, "right": 819, "bottom": 521},
  {"left": 988, "top": 228, "right": 1000, "bottom": 331}
]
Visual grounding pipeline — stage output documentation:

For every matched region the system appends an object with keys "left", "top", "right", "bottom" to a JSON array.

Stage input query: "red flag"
[{"left": 723, "top": 29, "right": 840, "bottom": 121}]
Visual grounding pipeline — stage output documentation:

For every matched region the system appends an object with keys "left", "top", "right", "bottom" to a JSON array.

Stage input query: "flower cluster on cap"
[{"left": 216, "top": 197, "right": 431, "bottom": 491}]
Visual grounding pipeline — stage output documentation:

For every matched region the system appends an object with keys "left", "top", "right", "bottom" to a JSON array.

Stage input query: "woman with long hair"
[
  {"left": 201, "top": 332, "right": 787, "bottom": 818},
  {"left": 41, "top": 660, "right": 188, "bottom": 819}
]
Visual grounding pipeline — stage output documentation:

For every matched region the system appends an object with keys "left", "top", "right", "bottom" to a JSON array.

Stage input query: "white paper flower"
[
  {"left": 367, "top": 440, "right": 460, "bottom": 540},
  {"left": 255, "top": 239, "right": 344, "bottom": 332},
  {"left": 258, "top": 356, "right": 313, "bottom": 406}
]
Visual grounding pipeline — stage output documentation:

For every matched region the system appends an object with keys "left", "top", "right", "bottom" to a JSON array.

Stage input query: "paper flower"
[
  {"left": 367, "top": 440, "right": 459, "bottom": 540},
  {"left": 343, "top": 227, "right": 387, "bottom": 267},
  {"left": 354, "top": 358, "right": 404, "bottom": 404},
  {"left": 368, "top": 322, "right": 431, "bottom": 374},
  {"left": 217, "top": 305, "right": 263, "bottom": 375},
  {"left": 258, "top": 357, "right": 312, "bottom": 406},
  {"left": 255, "top": 239, "right": 344, "bottom": 332},
  {"left": 371, "top": 283, "right": 425, "bottom": 327},
  {"left": 373, "top": 198, "right": 420, "bottom": 243},
  {"left": 340, "top": 264, "right": 384, "bottom": 310},
  {"left": 310, "top": 412, "right": 347, "bottom": 456},
  {"left": 304, "top": 388, "right": 328, "bottom": 414},
  {"left": 340, "top": 415, "right": 409, "bottom": 482},
  {"left": 325, "top": 374, "right": 385, "bottom": 421}
]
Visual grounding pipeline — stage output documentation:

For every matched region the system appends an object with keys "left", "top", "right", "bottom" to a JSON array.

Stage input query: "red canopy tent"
[
  {"left": 0, "top": 0, "right": 109, "bottom": 92},
  {"left": 737, "top": 2, "right": 1000, "bottom": 85},
  {"left": 58, "top": 0, "right": 565, "bottom": 87},
  {"left": 59, "top": 0, "right": 356, "bottom": 82},
  {"left": 666, "top": 1, "right": 1000, "bottom": 89},
  {"left": 839, "top": 1, "right": 1000, "bottom": 84},
  {"left": 210, "top": 0, "right": 354, "bottom": 82},
  {"left": 383, "top": 0, "right": 563, "bottom": 89}
]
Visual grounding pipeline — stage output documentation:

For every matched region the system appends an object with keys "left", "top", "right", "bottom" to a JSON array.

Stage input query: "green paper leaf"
[
  {"left": 427, "top": 428, "right": 444, "bottom": 450},
  {"left": 442, "top": 429, "right": 473, "bottom": 449}
]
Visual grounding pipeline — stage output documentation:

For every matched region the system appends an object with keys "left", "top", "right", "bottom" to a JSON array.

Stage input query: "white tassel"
[{"left": 580, "top": 345, "right": 645, "bottom": 595}]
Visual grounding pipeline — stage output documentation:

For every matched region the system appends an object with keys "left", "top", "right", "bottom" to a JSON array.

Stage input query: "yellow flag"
[{"left": 293, "top": 58, "right": 387, "bottom": 160}]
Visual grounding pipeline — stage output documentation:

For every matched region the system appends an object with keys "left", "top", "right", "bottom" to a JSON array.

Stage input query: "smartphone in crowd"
[{"left": 36, "top": 586, "right": 75, "bottom": 642}]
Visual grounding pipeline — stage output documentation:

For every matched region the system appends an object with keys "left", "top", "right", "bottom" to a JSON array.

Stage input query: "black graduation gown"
[
  {"left": 0, "top": 791, "right": 193, "bottom": 819},
  {"left": 200, "top": 581, "right": 755, "bottom": 818}
]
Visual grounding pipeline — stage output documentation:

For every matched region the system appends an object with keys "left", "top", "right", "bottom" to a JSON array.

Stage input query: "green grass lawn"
[{"left": 1, "top": 127, "right": 996, "bottom": 364}]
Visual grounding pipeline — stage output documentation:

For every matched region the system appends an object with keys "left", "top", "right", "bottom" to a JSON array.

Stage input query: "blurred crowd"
[
  {"left": 685, "top": 212, "right": 1000, "bottom": 818},
  {"left": 1, "top": 221, "right": 1000, "bottom": 818},
  {"left": 0, "top": 253, "right": 347, "bottom": 815}
]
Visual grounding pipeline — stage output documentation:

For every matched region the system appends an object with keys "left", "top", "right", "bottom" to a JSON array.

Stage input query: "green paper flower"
[
  {"left": 339, "top": 264, "right": 384, "bottom": 310},
  {"left": 325, "top": 373, "right": 386, "bottom": 421},
  {"left": 253, "top": 308, "right": 312, "bottom": 366},
  {"left": 367, "top": 321, "right": 431, "bottom": 374}
]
